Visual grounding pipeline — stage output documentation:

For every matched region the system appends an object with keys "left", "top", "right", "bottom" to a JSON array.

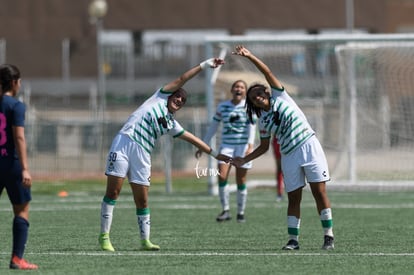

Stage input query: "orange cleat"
[{"left": 9, "top": 255, "right": 38, "bottom": 270}]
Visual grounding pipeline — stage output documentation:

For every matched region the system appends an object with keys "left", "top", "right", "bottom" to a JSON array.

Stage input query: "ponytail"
[{"left": 0, "top": 64, "right": 21, "bottom": 94}]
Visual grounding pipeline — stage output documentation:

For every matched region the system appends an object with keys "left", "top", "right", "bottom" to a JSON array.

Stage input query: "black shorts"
[{"left": 0, "top": 158, "right": 32, "bottom": 205}]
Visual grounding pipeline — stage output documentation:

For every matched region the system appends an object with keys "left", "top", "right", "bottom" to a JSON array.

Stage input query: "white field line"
[
  {"left": 2, "top": 201, "right": 414, "bottom": 212},
  {"left": 1, "top": 251, "right": 414, "bottom": 257},
  {"left": 2, "top": 194, "right": 414, "bottom": 212},
  {"left": 245, "top": 180, "right": 414, "bottom": 192},
  {"left": 1, "top": 180, "right": 414, "bottom": 212}
]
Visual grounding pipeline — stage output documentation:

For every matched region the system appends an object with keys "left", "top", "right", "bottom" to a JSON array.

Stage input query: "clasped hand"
[
  {"left": 215, "top": 155, "right": 245, "bottom": 167},
  {"left": 230, "top": 157, "right": 245, "bottom": 167},
  {"left": 195, "top": 151, "right": 245, "bottom": 167}
]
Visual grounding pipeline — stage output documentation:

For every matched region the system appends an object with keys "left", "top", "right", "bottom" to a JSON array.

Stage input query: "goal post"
[
  {"left": 335, "top": 41, "right": 414, "bottom": 183},
  {"left": 204, "top": 44, "right": 228, "bottom": 195},
  {"left": 204, "top": 33, "right": 414, "bottom": 185}
]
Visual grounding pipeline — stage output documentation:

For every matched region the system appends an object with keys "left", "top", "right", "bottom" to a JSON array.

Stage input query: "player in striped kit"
[
  {"left": 99, "top": 57, "right": 229, "bottom": 252},
  {"left": 196, "top": 80, "right": 256, "bottom": 223},
  {"left": 232, "top": 45, "right": 334, "bottom": 250}
]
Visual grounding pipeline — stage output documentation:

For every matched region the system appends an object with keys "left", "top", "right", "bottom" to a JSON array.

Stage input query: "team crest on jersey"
[
  {"left": 157, "top": 117, "right": 168, "bottom": 128},
  {"left": 272, "top": 111, "right": 281, "bottom": 125},
  {"left": 229, "top": 113, "right": 240, "bottom": 123},
  {"left": 157, "top": 114, "right": 174, "bottom": 131}
]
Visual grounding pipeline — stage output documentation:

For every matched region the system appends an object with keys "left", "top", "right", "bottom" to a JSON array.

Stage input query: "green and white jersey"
[
  {"left": 258, "top": 87, "right": 314, "bottom": 155},
  {"left": 204, "top": 99, "right": 256, "bottom": 145},
  {"left": 119, "top": 88, "right": 185, "bottom": 154}
]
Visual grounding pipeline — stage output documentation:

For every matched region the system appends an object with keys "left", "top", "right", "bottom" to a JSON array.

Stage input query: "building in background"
[
  {"left": 0, "top": 0, "right": 414, "bottom": 77},
  {"left": 1, "top": 0, "right": 414, "bottom": 179}
]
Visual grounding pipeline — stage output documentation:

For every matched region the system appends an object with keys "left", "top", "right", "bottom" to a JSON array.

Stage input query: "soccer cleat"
[
  {"left": 236, "top": 214, "right": 246, "bottom": 223},
  {"left": 9, "top": 255, "right": 38, "bottom": 270},
  {"left": 282, "top": 239, "right": 300, "bottom": 250},
  {"left": 322, "top": 235, "right": 334, "bottom": 250},
  {"left": 276, "top": 195, "right": 283, "bottom": 202},
  {"left": 99, "top": 233, "right": 115, "bottom": 251},
  {"left": 216, "top": 210, "right": 231, "bottom": 222},
  {"left": 141, "top": 239, "right": 160, "bottom": 251}
]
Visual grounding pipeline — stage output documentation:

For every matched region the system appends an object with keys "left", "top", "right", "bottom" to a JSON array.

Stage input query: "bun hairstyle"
[{"left": 0, "top": 64, "right": 20, "bottom": 95}]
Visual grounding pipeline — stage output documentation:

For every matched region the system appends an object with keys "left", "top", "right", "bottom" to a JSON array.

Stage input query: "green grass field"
[{"left": 1, "top": 177, "right": 414, "bottom": 274}]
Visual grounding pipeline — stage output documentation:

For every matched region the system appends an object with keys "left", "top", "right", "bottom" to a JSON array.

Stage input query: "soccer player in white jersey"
[
  {"left": 99, "top": 57, "right": 230, "bottom": 252},
  {"left": 195, "top": 80, "right": 256, "bottom": 223},
  {"left": 232, "top": 45, "right": 334, "bottom": 250}
]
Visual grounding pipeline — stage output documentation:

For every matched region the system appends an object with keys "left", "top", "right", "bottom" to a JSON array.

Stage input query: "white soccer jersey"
[
  {"left": 258, "top": 87, "right": 315, "bottom": 155},
  {"left": 204, "top": 99, "right": 255, "bottom": 145},
  {"left": 119, "top": 88, "right": 185, "bottom": 154}
]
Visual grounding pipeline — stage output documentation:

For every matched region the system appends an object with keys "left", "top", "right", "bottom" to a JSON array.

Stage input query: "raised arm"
[
  {"left": 232, "top": 45, "right": 283, "bottom": 90},
  {"left": 163, "top": 58, "right": 224, "bottom": 92}
]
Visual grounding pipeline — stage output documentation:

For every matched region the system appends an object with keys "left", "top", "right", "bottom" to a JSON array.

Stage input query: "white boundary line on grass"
[
  {"left": 243, "top": 180, "right": 414, "bottom": 193},
  {"left": 2, "top": 202, "right": 414, "bottom": 212},
  {"left": 1, "top": 251, "right": 414, "bottom": 257}
]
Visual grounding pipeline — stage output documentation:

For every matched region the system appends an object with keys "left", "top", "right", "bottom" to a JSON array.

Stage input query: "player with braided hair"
[{"left": 232, "top": 45, "right": 334, "bottom": 250}]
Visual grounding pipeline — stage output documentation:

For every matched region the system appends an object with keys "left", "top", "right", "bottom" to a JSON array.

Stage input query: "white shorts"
[
  {"left": 219, "top": 143, "right": 253, "bottom": 169},
  {"left": 281, "top": 135, "right": 330, "bottom": 193},
  {"left": 105, "top": 134, "right": 151, "bottom": 186}
]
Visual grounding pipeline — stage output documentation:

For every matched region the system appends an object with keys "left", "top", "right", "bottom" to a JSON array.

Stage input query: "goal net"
[
  {"left": 335, "top": 41, "right": 414, "bottom": 183},
  {"left": 204, "top": 34, "right": 414, "bottom": 185}
]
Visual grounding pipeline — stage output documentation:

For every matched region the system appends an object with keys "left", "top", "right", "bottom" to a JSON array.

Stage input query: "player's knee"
[
  {"left": 135, "top": 199, "right": 148, "bottom": 209},
  {"left": 105, "top": 189, "right": 120, "bottom": 200}
]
